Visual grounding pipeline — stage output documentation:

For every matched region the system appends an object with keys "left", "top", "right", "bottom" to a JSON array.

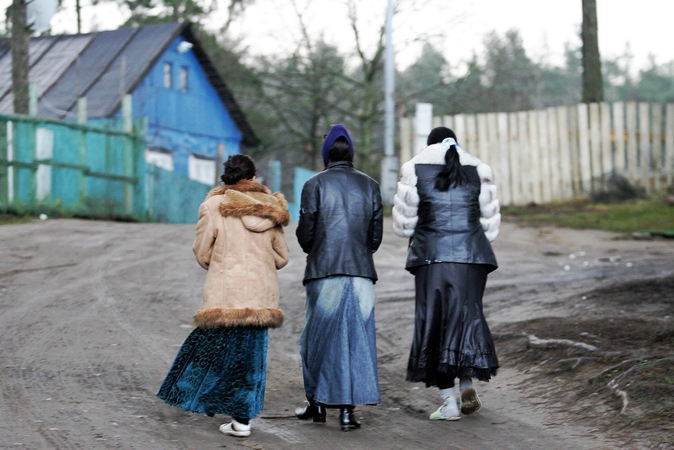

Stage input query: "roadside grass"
[
  {"left": 0, "top": 214, "right": 35, "bottom": 226},
  {"left": 501, "top": 196, "right": 674, "bottom": 235}
]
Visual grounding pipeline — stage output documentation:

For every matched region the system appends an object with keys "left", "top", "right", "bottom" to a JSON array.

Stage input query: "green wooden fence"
[{"left": 0, "top": 113, "right": 148, "bottom": 220}]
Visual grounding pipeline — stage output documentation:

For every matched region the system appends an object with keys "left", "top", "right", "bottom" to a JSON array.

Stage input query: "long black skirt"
[{"left": 407, "top": 262, "right": 498, "bottom": 387}]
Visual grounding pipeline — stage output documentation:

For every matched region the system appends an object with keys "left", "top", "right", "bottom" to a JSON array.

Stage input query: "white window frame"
[
  {"left": 188, "top": 154, "right": 216, "bottom": 186},
  {"left": 163, "top": 62, "right": 172, "bottom": 88},
  {"left": 145, "top": 147, "right": 174, "bottom": 171}
]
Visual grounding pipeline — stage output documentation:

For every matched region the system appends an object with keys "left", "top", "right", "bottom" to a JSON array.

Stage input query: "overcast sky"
[{"left": 5, "top": 0, "right": 674, "bottom": 75}]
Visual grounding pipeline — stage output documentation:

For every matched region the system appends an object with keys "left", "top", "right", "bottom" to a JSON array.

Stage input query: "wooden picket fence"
[{"left": 399, "top": 102, "right": 674, "bottom": 206}]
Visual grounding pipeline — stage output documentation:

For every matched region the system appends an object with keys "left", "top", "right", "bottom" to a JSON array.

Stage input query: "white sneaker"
[
  {"left": 429, "top": 396, "right": 460, "bottom": 421},
  {"left": 219, "top": 419, "right": 251, "bottom": 437}
]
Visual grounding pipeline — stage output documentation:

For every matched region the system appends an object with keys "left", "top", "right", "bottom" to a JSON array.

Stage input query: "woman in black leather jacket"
[
  {"left": 392, "top": 126, "right": 501, "bottom": 421},
  {"left": 294, "top": 124, "right": 383, "bottom": 431}
]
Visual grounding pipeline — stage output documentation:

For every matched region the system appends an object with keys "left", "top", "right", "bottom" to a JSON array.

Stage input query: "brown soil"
[{"left": 493, "top": 275, "right": 674, "bottom": 449}]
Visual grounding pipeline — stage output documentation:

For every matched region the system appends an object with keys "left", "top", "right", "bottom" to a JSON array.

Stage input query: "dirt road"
[{"left": 1, "top": 217, "right": 673, "bottom": 449}]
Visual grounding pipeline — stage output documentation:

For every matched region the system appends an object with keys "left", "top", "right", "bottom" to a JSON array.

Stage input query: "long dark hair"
[
  {"left": 428, "top": 127, "right": 468, "bottom": 191},
  {"left": 221, "top": 154, "right": 256, "bottom": 185},
  {"left": 328, "top": 137, "right": 353, "bottom": 163}
]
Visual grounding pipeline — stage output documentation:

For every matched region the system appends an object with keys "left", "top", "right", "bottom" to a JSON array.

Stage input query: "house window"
[
  {"left": 179, "top": 66, "right": 188, "bottom": 92},
  {"left": 188, "top": 154, "right": 216, "bottom": 186},
  {"left": 145, "top": 147, "right": 174, "bottom": 171},
  {"left": 163, "top": 62, "right": 172, "bottom": 88}
]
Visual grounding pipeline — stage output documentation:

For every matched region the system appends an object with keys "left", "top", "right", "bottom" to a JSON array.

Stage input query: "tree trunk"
[
  {"left": 581, "top": 0, "right": 603, "bottom": 103},
  {"left": 11, "top": 0, "right": 29, "bottom": 115}
]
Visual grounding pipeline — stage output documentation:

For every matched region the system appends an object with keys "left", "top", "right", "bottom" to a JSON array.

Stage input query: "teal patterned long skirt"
[{"left": 156, "top": 326, "right": 268, "bottom": 419}]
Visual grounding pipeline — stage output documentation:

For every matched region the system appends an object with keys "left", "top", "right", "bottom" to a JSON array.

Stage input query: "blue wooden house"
[{"left": 0, "top": 22, "right": 259, "bottom": 186}]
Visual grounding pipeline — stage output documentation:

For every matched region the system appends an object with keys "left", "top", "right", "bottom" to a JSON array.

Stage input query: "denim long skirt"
[
  {"left": 156, "top": 326, "right": 268, "bottom": 419},
  {"left": 299, "top": 276, "right": 381, "bottom": 406}
]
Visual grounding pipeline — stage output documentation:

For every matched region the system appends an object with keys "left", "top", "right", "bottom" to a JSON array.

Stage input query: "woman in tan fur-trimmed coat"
[{"left": 157, "top": 154, "right": 290, "bottom": 438}]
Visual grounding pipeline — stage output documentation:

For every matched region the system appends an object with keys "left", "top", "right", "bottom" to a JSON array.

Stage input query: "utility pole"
[
  {"left": 10, "top": 0, "right": 29, "bottom": 115},
  {"left": 380, "top": 0, "right": 398, "bottom": 206},
  {"left": 76, "top": 0, "right": 82, "bottom": 34},
  {"left": 581, "top": 0, "right": 603, "bottom": 103}
]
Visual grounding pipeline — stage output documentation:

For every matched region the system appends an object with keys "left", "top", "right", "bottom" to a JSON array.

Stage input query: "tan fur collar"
[
  {"left": 206, "top": 179, "right": 270, "bottom": 198},
  {"left": 209, "top": 180, "right": 290, "bottom": 226}
]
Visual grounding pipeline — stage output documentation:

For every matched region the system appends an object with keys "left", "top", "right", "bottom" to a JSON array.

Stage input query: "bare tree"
[
  {"left": 581, "top": 0, "right": 603, "bottom": 103},
  {"left": 10, "top": 0, "right": 29, "bottom": 115}
]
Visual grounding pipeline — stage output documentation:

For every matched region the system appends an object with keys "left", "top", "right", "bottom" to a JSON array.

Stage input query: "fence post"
[
  {"left": 215, "top": 142, "right": 225, "bottom": 186},
  {"left": 28, "top": 83, "right": 37, "bottom": 117},
  {"left": 122, "top": 94, "right": 133, "bottom": 214},
  {"left": 134, "top": 116, "right": 147, "bottom": 220},
  {"left": 415, "top": 103, "right": 432, "bottom": 155},
  {"left": 77, "top": 97, "right": 88, "bottom": 207}
]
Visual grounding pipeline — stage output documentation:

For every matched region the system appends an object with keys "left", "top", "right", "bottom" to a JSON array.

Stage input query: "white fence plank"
[
  {"left": 537, "top": 109, "right": 552, "bottom": 202},
  {"left": 589, "top": 103, "right": 602, "bottom": 192},
  {"left": 651, "top": 104, "right": 662, "bottom": 190},
  {"left": 567, "top": 106, "right": 581, "bottom": 195},
  {"left": 442, "top": 115, "right": 454, "bottom": 130},
  {"left": 547, "top": 107, "right": 562, "bottom": 200},
  {"left": 477, "top": 113, "right": 489, "bottom": 163},
  {"left": 612, "top": 102, "right": 625, "bottom": 172},
  {"left": 577, "top": 104, "right": 592, "bottom": 193},
  {"left": 465, "top": 114, "right": 477, "bottom": 155},
  {"left": 665, "top": 103, "right": 674, "bottom": 186},
  {"left": 517, "top": 111, "right": 532, "bottom": 204},
  {"left": 528, "top": 110, "right": 542, "bottom": 204},
  {"left": 639, "top": 102, "right": 650, "bottom": 190},
  {"left": 557, "top": 106, "right": 573, "bottom": 198},
  {"left": 508, "top": 112, "right": 522, "bottom": 205},
  {"left": 600, "top": 102, "right": 612, "bottom": 178},
  {"left": 399, "top": 117, "right": 413, "bottom": 165},
  {"left": 453, "top": 114, "right": 466, "bottom": 146},
  {"left": 497, "top": 112, "right": 511, "bottom": 206},
  {"left": 626, "top": 102, "right": 638, "bottom": 181}
]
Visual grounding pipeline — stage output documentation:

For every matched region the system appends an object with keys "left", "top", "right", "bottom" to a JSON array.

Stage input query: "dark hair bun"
[
  {"left": 220, "top": 154, "right": 256, "bottom": 185},
  {"left": 222, "top": 166, "right": 243, "bottom": 185}
]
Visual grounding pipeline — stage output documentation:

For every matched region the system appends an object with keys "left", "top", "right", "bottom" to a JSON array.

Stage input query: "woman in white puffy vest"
[{"left": 392, "top": 126, "right": 501, "bottom": 421}]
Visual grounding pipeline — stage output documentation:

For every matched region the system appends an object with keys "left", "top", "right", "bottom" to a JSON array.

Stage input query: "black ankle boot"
[
  {"left": 295, "top": 398, "right": 326, "bottom": 423},
  {"left": 339, "top": 406, "right": 361, "bottom": 431}
]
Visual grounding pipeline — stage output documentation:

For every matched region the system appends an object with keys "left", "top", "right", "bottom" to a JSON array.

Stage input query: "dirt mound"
[{"left": 494, "top": 275, "right": 674, "bottom": 449}]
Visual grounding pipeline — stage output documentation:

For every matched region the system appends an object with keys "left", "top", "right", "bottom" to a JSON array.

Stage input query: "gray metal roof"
[{"left": 0, "top": 22, "right": 259, "bottom": 147}]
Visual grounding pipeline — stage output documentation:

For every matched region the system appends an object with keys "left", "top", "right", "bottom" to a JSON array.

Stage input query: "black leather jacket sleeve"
[
  {"left": 369, "top": 188, "right": 383, "bottom": 253},
  {"left": 296, "top": 181, "right": 317, "bottom": 254}
]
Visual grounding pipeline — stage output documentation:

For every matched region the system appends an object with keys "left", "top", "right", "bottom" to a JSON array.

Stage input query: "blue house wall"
[{"left": 114, "top": 36, "right": 242, "bottom": 178}]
